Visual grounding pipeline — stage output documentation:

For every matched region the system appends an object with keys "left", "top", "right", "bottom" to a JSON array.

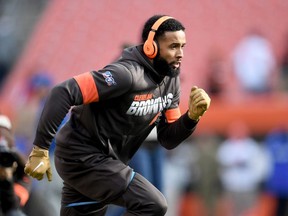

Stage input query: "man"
[
  {"left": 0, "top": 114, "right": 31, "bottom": 216},
  {"left": 24, "top": 15, "right": 211, "bottom": 216},
  {"left": 232, "top": 29, "right": 276, "bottom": 94}
]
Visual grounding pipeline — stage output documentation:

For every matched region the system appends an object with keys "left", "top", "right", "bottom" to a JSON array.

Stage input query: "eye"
[{"left": 170, "top": 44, "right": 178, "bottom": 49}]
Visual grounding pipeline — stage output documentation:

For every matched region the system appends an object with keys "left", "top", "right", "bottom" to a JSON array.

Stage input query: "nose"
[{"left": 176, "top": 47, "right": 184, "bottom": 58}]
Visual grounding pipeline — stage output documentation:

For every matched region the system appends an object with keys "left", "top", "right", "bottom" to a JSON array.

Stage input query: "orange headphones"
[{"left": 143, "top": 16, "right": 173, "bottom": 59}]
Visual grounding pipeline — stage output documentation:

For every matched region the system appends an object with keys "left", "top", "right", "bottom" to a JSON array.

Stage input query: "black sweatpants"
[{"left": 55, "top": 155, "right": 167, "bottom": 216}]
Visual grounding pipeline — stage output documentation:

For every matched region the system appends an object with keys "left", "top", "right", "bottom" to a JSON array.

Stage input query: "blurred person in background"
[
  {"left": 0, "top": 114, "right": 31, "bottom": 216},
  {"left": 14, "top": 71, "right": 53, "bottom": 157},
  {"left": 263, "top": 124, "right": 288, "bottom": 216},
  {"left": 216, "top": 121, "right": 270, "bottom": 216},
  {"left": 23, "top": 15, "right": 211, "bottom": 216},
  {"left": 231, "top": 29, "right": 276, "bottom": 95},
  {"left": 164, "top": 141, "right": 207, "bottom": 216},
  {"left": 15, "top": 72, "right": 64, "bottom": 216},
  {"left": 205, "top": 48, "right": 230, "bottom": 98},
  {"left": 191, "top": 132, "right": 222, "bottom": 216}
]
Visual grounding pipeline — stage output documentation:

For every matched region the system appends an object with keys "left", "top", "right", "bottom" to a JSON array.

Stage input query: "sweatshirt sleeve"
[
  {"left": 33, "top": 77, "right": 84, "bottom": 149},
  {"left": 34, "top": 67, "right": 132, "bottom": 150},
  {"left": 157, "top": 110, "right": 198, "bottom": 149}
]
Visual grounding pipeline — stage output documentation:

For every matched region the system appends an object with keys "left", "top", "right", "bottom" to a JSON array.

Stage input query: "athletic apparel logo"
[
  {"left": 32, "top": 161, "right": 44, "bottom": 173},
  {"left": 126, "top": 93, "right": 173, "bottom": 116},
  {"left": 102, "top": 71, "right": 116, "bottom": 86}
]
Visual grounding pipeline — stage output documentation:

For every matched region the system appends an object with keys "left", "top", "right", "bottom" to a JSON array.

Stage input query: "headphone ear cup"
[{"left": 143, "top": 40, "right": 158, "bottom": 59}]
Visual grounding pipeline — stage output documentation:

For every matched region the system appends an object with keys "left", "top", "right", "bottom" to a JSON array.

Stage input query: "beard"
[{"left": 153, "top": 56, "right": 180, "bottom": 78}]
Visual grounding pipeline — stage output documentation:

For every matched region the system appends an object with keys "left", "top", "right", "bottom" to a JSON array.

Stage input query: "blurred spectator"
[
  {"left": 164, "top": 141, "right": 201, "bottom": 216},
  {"left": 194, "top": 133, "right": 222, "bottom": 216},
  {"left": 0, "top": 114, "right": 31, "bottom": 216},
  {"left": 232, "top": 29, "right": 276, "bottom": 94},
  {"left": 13, "top": 71, "right": 63, "bottom": 216},
  {"left": 206, "top": 48, "right": 229, "bottom": 97},
  {"left": 14, "top": 71, "right": 53, "bottom": 156},
  {"left": 263, "top": 124, "right": 288, "bottom": 216},
  {"left": 216, "top": 121, "right": 270, "bottom": 216}
]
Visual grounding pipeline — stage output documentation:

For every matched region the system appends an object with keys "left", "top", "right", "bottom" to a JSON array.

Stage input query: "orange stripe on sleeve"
[
  {"left": 73, "top": 72, "right": 99, "bottom": 103},
  {"left": 14, "top": 183, "right": 29, "bottom": 206},
  {"left": 165, "top": 107, "right": 181, "bottom": 123}
]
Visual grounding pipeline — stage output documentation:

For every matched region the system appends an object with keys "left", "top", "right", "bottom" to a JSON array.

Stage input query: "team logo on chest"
[{"left": 126, "top": 93, "right": 173, "bottom": 116}]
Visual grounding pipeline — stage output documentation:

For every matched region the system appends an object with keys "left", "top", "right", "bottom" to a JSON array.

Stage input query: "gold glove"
[
  {"left": 24, "top": 146, "right": 52, "bottom": 181},
  {"left": 188, "top": 86, "right": 211, "bottom": 121}
]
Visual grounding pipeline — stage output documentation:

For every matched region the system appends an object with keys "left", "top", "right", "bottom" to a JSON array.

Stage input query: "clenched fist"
[
  {"left": 188, "top": 86, "right": 211, "bottom": 121},
  {"left": 24, "top": 146, "right": 52, "bottom": 181}
]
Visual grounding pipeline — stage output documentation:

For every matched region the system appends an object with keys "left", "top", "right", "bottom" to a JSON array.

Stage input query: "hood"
[{"left": 119, "top": 45, "right": 164, "bottom": 83}]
